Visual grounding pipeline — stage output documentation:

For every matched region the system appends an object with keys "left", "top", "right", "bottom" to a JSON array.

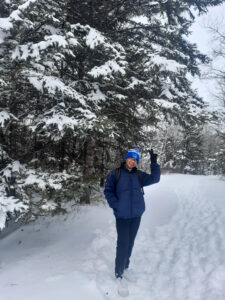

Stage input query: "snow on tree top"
[
  {"left": 85, "top": 27, "right": 105, "bottom": 49},
  {"left": 12, "top": 34, "right": 79, "bottom": 61},
  {"left": 0, "top": 18, "right": 12, "bottom": 31},
  {"left": 88, "top": 84, "right": 106, "bottom": 102},
  {"left": 154, "top": 99, "right": 180, "bottom": 109},
  {"left": 27, "top": 73, "right": 86, "bottom": 106},
  {"left": 148, "top": 54, "right": 187, "bottom": 73},
  {"left": 130, "top": 15, "right": 150, "bottom": 25},
  {"left": 0, "top": 111, "right": 10, "bottom": 126},
  {"left": 88, "top": 60, "right": 126, "bottom": 79}
]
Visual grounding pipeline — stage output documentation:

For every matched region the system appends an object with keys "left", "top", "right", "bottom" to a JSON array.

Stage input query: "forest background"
[{"left": 0, "top": 0, "right": 225, "bottom": 231}]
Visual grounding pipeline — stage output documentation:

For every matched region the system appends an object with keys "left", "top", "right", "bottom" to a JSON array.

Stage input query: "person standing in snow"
[{"left": 104, "top": 148, "right": 160, "bottom": 296}]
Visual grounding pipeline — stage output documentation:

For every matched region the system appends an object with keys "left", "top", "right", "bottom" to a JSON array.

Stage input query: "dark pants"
[{"left": 115, "top": 217, "right": 141, "bottom": 278}]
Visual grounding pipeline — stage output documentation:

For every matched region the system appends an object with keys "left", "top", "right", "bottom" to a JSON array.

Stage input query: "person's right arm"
[{"left": 104, "top": 170, "right": 118, "bottom": 209}]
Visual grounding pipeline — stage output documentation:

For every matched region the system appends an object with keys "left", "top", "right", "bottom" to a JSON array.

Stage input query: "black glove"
[{"left": 148, "top": 149, "right": 158, "bottom": 164}]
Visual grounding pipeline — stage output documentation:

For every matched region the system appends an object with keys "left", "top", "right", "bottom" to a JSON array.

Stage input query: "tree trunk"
[{"left": 80, "top": 137, "right": 95, "bottom": 204}]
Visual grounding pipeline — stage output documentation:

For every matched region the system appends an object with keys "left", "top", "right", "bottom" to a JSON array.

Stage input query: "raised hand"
[{"left": 148, "top": 149, "right": 158, "bottom": 164}]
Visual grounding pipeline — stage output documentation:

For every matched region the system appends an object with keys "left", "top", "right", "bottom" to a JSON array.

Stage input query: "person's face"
[{"left": 125, "top": 157, "right": 137, "bottom": 169}]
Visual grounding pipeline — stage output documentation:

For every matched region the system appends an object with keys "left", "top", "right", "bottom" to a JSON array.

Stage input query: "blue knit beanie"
[{"left": 125, "top": 148, "right": 140, "bottom": 164}]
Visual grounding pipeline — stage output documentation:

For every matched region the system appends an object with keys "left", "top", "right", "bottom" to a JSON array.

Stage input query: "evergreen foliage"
[{"left": 0, "top": 0, "right": 225, "bottom": 230}]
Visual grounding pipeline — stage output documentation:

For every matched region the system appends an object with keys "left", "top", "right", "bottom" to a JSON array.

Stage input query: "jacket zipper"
[{"left": 130, "top": 173, "right": 133, "bottom": 217}]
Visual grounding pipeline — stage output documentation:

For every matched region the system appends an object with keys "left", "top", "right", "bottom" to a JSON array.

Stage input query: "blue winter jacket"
[{"left": 104, "top": 162, "right": 160, "bottom": 219}]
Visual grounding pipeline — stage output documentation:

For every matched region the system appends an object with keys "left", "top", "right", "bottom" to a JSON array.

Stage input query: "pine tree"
[{"left": 1, "top": 0, "right": 225, "bottom": 230}]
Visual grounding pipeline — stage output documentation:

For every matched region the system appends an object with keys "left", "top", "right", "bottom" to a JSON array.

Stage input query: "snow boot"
[{"left": 117, "top": 278, "right": 129, "bottom": 297}]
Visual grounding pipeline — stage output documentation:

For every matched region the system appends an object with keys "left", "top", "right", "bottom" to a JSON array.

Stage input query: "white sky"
[{"left": 189, "top": 2, "right": 225, "bottom": 108}]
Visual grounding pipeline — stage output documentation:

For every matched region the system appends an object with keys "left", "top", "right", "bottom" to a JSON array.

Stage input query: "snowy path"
[
  {"left": 81, "top": 175, "right": 225, "bottom": 300},
  {"left": 0, "top": 175, "right": 225, "bottom": 300}
]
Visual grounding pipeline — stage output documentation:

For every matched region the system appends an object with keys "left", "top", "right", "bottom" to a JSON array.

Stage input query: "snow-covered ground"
[{"left": 0, "top": 174, "right": 225, "bottom": 300}]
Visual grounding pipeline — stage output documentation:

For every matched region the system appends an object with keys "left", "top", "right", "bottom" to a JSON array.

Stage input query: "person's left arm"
[
  {"left": 140, "top": 162, "right": 161, "bottom": 187},
  {"left": 140, "top": 149, "right": 161, "bottom": 187}
]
